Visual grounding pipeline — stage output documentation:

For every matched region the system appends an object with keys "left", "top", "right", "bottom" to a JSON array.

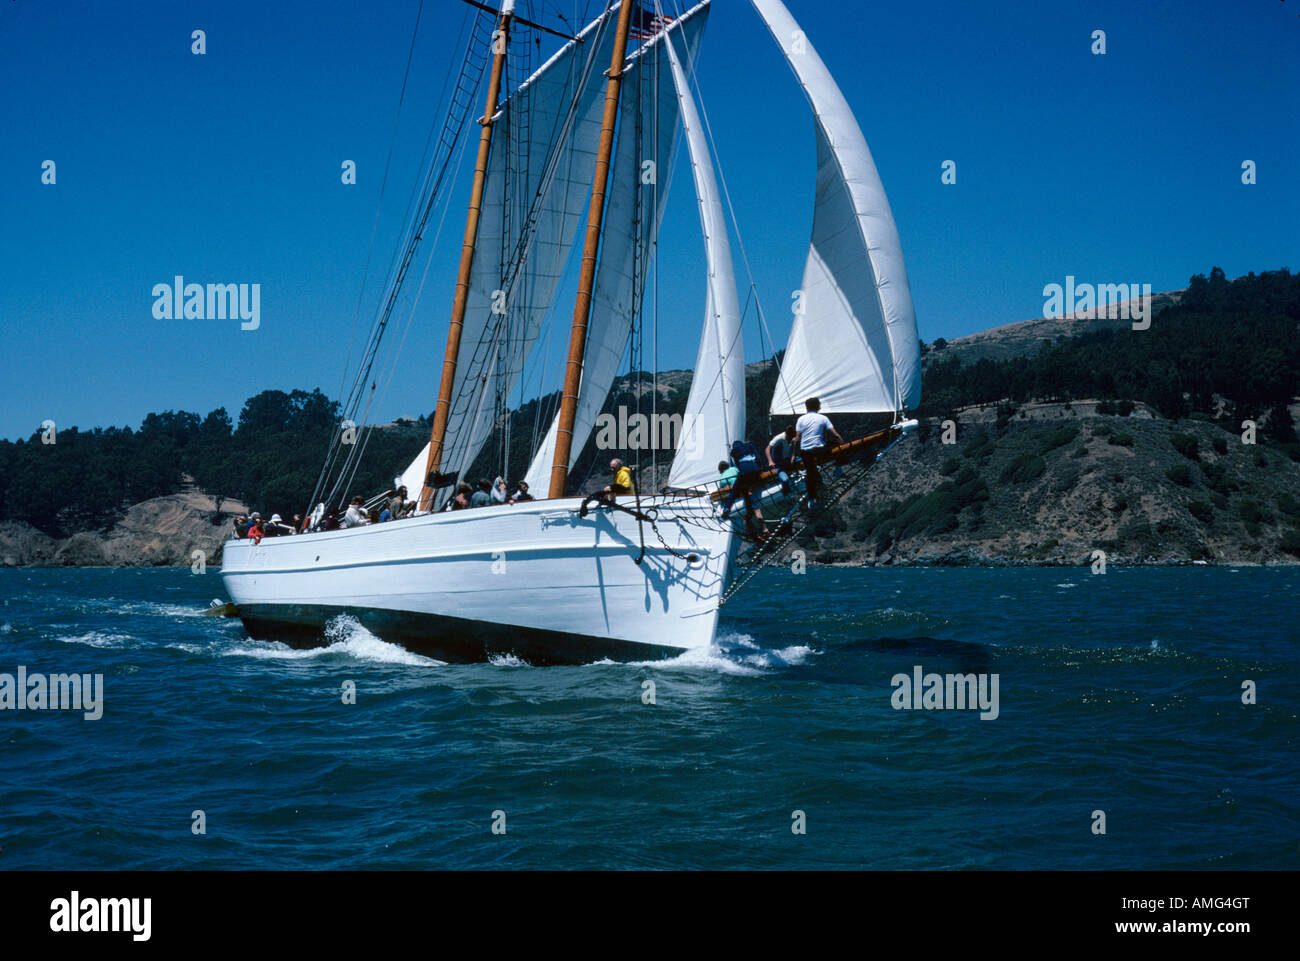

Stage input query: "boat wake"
[{"left": 225, "top": 616, "right": 445, "bottom": 667}]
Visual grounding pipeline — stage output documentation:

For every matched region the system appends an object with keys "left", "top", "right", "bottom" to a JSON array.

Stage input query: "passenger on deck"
[
  {"left": 718, "top": 459, "right": 765, "bottom": 540},
  {"left": 766, "top": 424, "right": 798, "bottom": 495},
  {"left": 292, "top": 514, "right": 304, "bottom": 533},
  {"left": 387, "top": 486, "right": 413, "bottom": 519},
  {"left": 244, "top": 512, "right": 262, "bottom": 537},
  {"left": 491, "top": 476, "right": 509, "bottom": 504},
  {"left": 379, "top": 506, "right": 392, "bottom": 522},
  {"left": 246, "top": 516, "right": 264, "bottom": 545},
  {"left": 794, "top": 397, "right": 843, "bottom": 512},
  {"left": 266, "top": 513, "right": 294, "bottom": 536},
  {"left": 452, "top": 482, "right": 473, "bottom": 510},
  {"left": 470, "top": 478, "right": 492, "bottom": 508},
  {"left": 321, "top": 508, "right": 341, "bottom": 531},
  {"left": 231, "top": 515, "right": 247, "bottom": 539},
  {"left": 343, "top": 496, "right": 369, "bottom": 528},
  {"left": 510, "top": 481, "right": 534, "bottom": 503}
]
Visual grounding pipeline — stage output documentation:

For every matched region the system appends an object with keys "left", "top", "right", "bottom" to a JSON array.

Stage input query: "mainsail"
[
  {"left": 399, "top": 7, "right": 622, "bottom": 503},
  {"left": 751, "top": 0, "right": 920, "bottom": 417},
  {"left": 522, "top": 3, "right": 711, "bottom": 494},
  {"left": 665, "top": 19, "right": 744, "bottom": 490}
]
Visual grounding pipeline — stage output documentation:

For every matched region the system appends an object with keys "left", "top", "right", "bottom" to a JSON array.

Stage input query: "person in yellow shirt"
[{"left": 610, "top": 459, "right": 635, "bottom": 496}]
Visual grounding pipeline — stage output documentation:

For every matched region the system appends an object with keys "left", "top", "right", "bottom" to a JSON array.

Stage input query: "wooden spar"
[
  {"left": 546, "top": 0, "right": 638, "bottom": 500},
  {"left": 417, "top": 3, "right": 514, "bottom": 513},
  {"left": 708, "top": 425, "right": 905, "bottom": 502}
]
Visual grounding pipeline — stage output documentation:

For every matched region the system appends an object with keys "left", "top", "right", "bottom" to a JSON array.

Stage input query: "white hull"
[{"left": 220, "top": 495, "right": 739, "bottom": 664}]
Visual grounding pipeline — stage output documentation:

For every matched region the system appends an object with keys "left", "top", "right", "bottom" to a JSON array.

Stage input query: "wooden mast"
[
  {"left": 547, "top": 0, "right": 638, "bottom": 499},
  {"left": 417, "top": 0, "right": 515, "bottom": 512}
]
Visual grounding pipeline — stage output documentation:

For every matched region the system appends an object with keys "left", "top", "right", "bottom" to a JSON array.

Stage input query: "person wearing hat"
[
  {"left": 244, "top": 512, "right": 262, "bottom": 538},
  {"left": 266, "top": 513, "right": 294, "bottom": 537}
]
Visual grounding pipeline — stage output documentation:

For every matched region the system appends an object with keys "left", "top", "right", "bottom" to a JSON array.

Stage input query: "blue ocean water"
[{"left": 0, "top": 566, "right": 1295, "bottom": 870}]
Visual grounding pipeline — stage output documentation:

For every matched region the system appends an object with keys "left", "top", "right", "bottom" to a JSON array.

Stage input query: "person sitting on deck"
[
  {"left": 321, "top": 508, "right": 341, "bottom": 531},
  {"left": 794, "top": 397, "right": 844, "bottom": 512},
  {"left": 343, "top": 496, "right": 369, "bottom": 528},
  {"left": 452, "top": 482, "right": 473, "bottom": 510},
  {"left": 766, "top": 424, "right": 798, "bottom": 495},
  {"left": 580, "top": 459, "right": 637, "bottom": 515},
  {"left": 231, "top": 515, "right": 247, "bottom": 539},
  {"left": 389, "top": 486, "right": 415, "bottom": 519},
  {"left": 718, "top": 458, "right": 765, "bottom": 540},
  {"left": 491, "top": 476, "right": 509, "bottom": 504},
  {"left": 470, "top": 478, "right": 492, "bottom": 508},
  {"left": 265, "top": 513, "right": 294, "bottom": 537},
  {"left": 510, "top": 481, "right": 534, "bottom": 503}
]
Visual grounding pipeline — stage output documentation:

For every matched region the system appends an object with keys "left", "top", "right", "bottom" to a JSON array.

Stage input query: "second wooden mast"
[
  {"left": 417, "top": 0, "right": 515, "bottom": 512},
  {"left": 547, "top": 0, "right": 638, "bottom": 499}
]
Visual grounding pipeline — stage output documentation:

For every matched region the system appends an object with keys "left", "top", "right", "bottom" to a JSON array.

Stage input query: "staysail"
[
  {"left": 398, "top": 8, "right": 621, "bottom": 504},
  {"left": 751, "top": 0, "right": 920, "bottom": 417},
  {"left": 522, "top": 3, "right": 712, "bottom": 495},
  {"left": 665, "top": 18, "right": 744, "bottom": 490}
]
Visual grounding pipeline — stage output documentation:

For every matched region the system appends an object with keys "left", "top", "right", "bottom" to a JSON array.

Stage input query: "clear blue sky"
[{"left": 1, "top": 0, "right": 1296, "bottom": 442}]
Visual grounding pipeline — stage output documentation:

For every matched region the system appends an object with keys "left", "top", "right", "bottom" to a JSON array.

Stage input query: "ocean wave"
[
  {"left": 53, "top": 631, "right": 134, "bottom": 649},
  {"left": 226, "top": 616, "right": 444, "bottom": 667}
]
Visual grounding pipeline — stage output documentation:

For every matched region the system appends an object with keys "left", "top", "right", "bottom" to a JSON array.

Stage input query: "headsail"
[
  {"left": 751, "top": 0, "right": 920, "bottom": 417},
  {"left": 522, "top": 3, "right": 712, "bottom": 495},
  {"left": 665, "top": 18, "right": 744, "bottom": 490}
]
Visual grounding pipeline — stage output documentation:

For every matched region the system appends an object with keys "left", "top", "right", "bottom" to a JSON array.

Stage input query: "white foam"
[
  {"left": 1056, "top": 582, "right": 1078, "bottom": 588},
  {"left": 627, "top": 632, "right": 816, "bottom": 676},
  {"left": 488, "top": 653, "right": 531, "bottom": 667},
  {"left": 54, "top": 631, "right": 133, "bottom": 649},
  {"left": 227, "top": 616, "right": 443, "bottom": 666}
]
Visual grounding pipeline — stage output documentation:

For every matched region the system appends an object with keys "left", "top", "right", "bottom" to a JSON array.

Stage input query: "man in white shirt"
[
  {"left": 794, "top": 397, "right": 843, "bottom": 511},
  {"left": 766, "top": 424, "right": 798, "bottom": 495},
  {"left": 342, "top": 496, "right": 369, "bottom": 528}
]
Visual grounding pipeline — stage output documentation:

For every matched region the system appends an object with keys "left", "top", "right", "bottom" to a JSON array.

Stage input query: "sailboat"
[{"left": 219, "top": 0, "right": 921, "bottom": 665}]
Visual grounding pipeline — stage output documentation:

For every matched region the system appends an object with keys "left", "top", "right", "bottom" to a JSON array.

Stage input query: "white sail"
[
  {"left": 398, "top": 8, "right": 622, "bottom": 504},
  {"left": 665, "top": 22, "right": 744, "bottom": 490},
  {"left": 752, "top": 0, "right": 920, "bottom": 416},
  {"left": 522, "top": 4, "right": 711, "bottom": 495}
]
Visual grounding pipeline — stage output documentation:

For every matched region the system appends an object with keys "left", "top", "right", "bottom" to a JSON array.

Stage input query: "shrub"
[
  {"left": 940, "top": 457, "right": 960, "bottom": 476},
  {"left": 1116, "top": 400, "right": 1135, "bottom": 417},
  {"left": 1108, "top": 433, "right": 1134, "bottom": 447},
  {"left": 1212, "top": 436, "right": 1228, "bottom": 455},
  {"left": 1043, "top": 425, "right": 1080, "bottom": 452},
  {"left": 1001, "top": 454, "right": 1046, "bottom": 484},
  {"left": 1188, "top": 500, "right": 1214, "bottom": 524},
  {"left": 1170, "top": 433, "right": 1200, "bottom": 461},
  {"left": 1281, "top": 528, "right": 1300, "bottom": 557},
  {"left": 1235, "top": 499, "right": 1271, "bottom": 525},
  {"left": 1166, "top": 463, "right": 1192, "bottom": 487}
]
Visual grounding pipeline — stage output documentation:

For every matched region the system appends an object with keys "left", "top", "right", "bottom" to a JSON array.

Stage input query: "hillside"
[
  {"left": 794, "top": 403, "right": 1300, "bottom": 566},
  {"left": 1, "top": 266, "right": 1295, "bottom": 567}
]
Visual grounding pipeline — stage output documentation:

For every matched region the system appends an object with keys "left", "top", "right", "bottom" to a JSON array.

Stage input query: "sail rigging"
[
  {"left": 523, "top": 2, "right": 712, "bottom": 495},
  {"left": 400, "top": 5, "right": 623, "bottom": 506},
  {"left": 750, "top": 0, "right": 921, "bottom": 417}
]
